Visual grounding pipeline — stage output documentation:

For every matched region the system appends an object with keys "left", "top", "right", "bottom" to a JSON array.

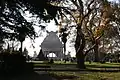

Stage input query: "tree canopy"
[{"left": 0, "top": 0, "right": 63, "bottom": 42}]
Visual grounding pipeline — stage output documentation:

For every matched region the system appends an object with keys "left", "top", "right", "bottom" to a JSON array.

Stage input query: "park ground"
[
  {"left": 49, "top": 71, "right": 120, "bottom": 80},
  {"left": 2, "top": 71, "right": 120, "bottom": 80},
  {"left": 35, "top": 61, "right": 120, "bottom": 80},
  {"left": 2, "top": 61, "right": 120, "bottom": 80}
]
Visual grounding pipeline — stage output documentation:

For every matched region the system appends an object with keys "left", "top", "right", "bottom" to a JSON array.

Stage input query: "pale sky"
[{"left": 108, "top": 0, "right": 118, "bottom": 2}]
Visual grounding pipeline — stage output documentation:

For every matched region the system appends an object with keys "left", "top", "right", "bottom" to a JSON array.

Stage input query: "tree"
[
  {"left": 0, "top": 0, "right": 64, "bottom": 74},
  {"left": 0, "top": 0, "right": 37, "bottom": 49},
  {"left": 59, "top": 27, "right": 68, "bottom": 58},
  {"left": 55, "top": 0, "right": 114, "bottom": 68},
  {"left": 23, "top": 47, "right": 28, "bottom": 57}
]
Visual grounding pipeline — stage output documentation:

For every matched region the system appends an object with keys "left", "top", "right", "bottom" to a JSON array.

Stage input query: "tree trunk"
[
  {"left": 63, "top": 43, "right": 66, "bottom": 63},
  {"left": 64, "top": 43, "right": 66, "bottom": 56},
  {"left": 76, "top": 51, "right": 86, "bottom": 69},
  {"left": 20, "top": 41, "right": 23, "bottom": 53},
  {"left": 75, "top": 29, "right": 86, "bottom": 69},
  {"left": 94, "top": 43, "right": 99, "bottom": 62}
]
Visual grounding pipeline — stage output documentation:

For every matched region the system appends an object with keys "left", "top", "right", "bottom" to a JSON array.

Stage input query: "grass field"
[
  {"left": 31, "top": 61, "right": 120, "bottom": 80},
  {"left": 2, "top": 61, "right": 120, "bottom": 80},
  {"left": 85, "top": 62, "right": 120, "bottom": 67},
  {"left": 32, "top": 61, "right": 120, "bottom": 65},
  {"left": 49, "top": 71, "right": 120, "bottom": 80},
  {"left": 32, "top": 61, "right": 120, "bottom": 69}
]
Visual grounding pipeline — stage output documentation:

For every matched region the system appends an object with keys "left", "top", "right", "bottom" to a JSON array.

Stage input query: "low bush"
[{"left": 0, "top": 51, "right": 33, "bottom": 75}]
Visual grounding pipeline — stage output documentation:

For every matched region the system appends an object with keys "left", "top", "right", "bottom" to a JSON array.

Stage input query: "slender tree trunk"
[
  {"left": 64, "top": 43, "right": 66, "bottom": 63},
  {"left": 94, "top": 42, "right": 99, "bottom": 62},
  {"left": 20, "top": 41, "right": 23, "bottom": 53},
  {"left": 64, "top": 43, "right": 66, "bottom": 56}
]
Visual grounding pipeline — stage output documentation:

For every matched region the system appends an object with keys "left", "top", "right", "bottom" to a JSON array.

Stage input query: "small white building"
[{"left": 40, "top": 31, "right": 64, "bottom": 60}]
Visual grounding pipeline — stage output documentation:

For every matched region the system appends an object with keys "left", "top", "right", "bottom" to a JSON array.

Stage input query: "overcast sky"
[{"left": 109, "top": 0, "right": 119, "bottom": 2}]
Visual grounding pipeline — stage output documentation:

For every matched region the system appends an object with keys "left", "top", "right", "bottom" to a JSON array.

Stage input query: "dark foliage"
[
  {"left": 20, "top": 0, "right": 62, "bottom": 23},
  {"left": 49, "top": 59, "right": 54, "bottom": 64},
  {"left": 0, "top": 0, "right": 63, "bottom": 42},
  {"left": 0, "top": 51, "right": 33, "bottom": 75}
]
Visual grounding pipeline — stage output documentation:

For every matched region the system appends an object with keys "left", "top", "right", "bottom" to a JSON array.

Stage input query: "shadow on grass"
[
  {"left": 49, "top": 72, "right": 78, "bottom": 80},
  {"left": 0, "top": 71, "right": 56, "bottom": 80}
]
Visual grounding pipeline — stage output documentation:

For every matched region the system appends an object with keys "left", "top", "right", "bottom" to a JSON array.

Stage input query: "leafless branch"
[
  {"left": 71, "top": 0, "right": 80, "bottom": 9},
  {"left": 62, "top": 8, "right": 78, "bottom": 25},
  {"left": 84, "top": 31, "right": 104, "bottom": 56},
  {"left": 78, "top": 0, "right": 84, "bottom": 14},
  {"left": 86, "top": 11, "right": 97, "bottom": 40},
  {"left": 84, "top": 44, "right": 96, "bottom": 56},
  {"left": 83, "top": 0, "right": 94, "bottom": 19}
]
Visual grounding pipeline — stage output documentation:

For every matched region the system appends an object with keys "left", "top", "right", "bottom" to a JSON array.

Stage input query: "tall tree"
[
  {"left": 56, "top": 0, "right": 113, "bottom": 68},
  {"left": 0, "top": 0, "right": 36, "bottom": 46},
  {"left": 59, "top": 27, "right": 68, "bottom": 58}
]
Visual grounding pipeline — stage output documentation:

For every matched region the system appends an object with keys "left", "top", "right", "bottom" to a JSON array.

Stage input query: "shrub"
[
  {"left": 0, "top": 51, "right": 33, "bottom": 75},
  {"left": 49, "top": 59, "right": 54, "bottom": 64}
]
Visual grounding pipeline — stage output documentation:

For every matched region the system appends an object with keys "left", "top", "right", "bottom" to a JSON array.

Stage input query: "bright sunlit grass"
[{"left": 85, "top": 62, "right": 120, "bottom": 67}]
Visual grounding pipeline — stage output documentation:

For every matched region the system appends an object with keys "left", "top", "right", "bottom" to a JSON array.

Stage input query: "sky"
[
  {"left": 109, "top": 0, "right": 119, "bottom": 2},
  {"left": 22, "top": 0, "right": 117, "bottom": 57}
]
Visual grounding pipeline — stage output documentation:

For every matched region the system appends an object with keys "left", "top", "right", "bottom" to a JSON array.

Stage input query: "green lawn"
[
  {"left": 49, "top": 71, "right": 120, "bottom": 80},
  {"left": 32, "top": 61, "right": 120, "bottom": 80},
  {"left": 85, "top": 62, "right": 120, "bottom": 68},
  {"left": 32, "top": 61, "right": 120, "bottom": 69}
]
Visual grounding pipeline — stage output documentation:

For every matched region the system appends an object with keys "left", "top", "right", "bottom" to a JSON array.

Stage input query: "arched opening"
[{"left": 47, "top": 53, "right": 57, "bottom": 58}]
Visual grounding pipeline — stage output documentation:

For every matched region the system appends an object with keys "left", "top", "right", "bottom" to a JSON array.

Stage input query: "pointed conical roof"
[{"left": 41, "top": 31, "right": 63, "bottom": 49}]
